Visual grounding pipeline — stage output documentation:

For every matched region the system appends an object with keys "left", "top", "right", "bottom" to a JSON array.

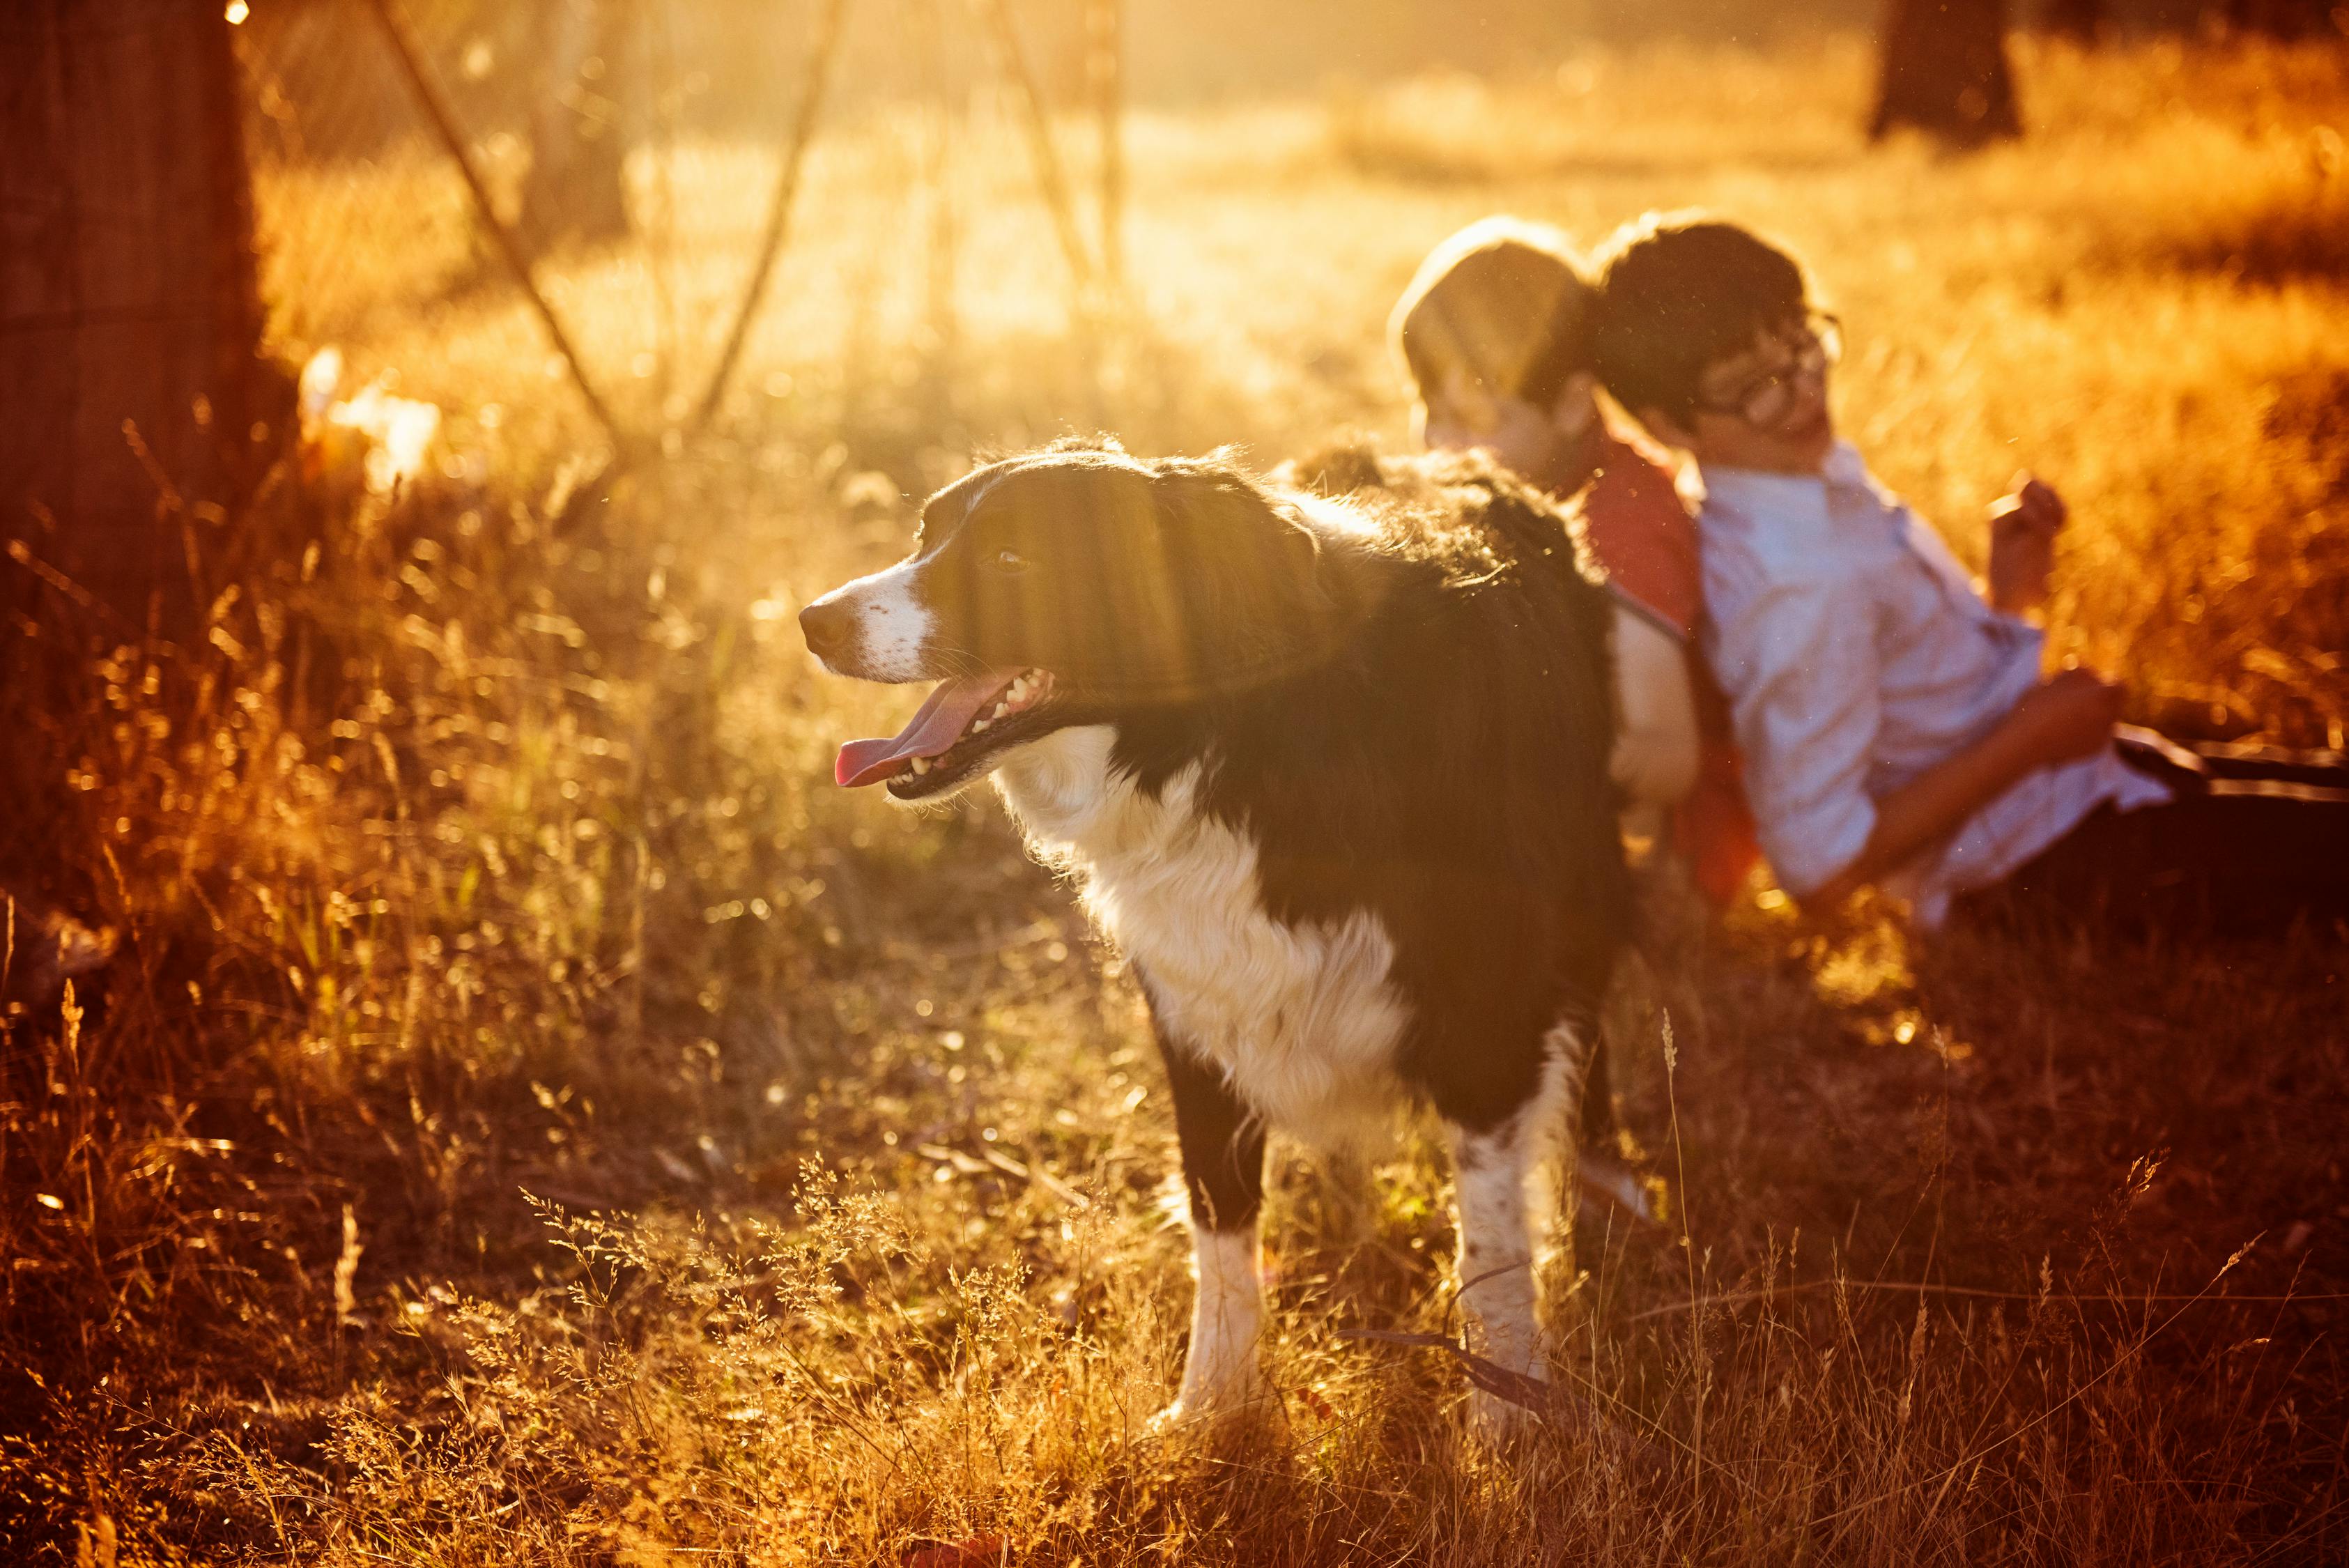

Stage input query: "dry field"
[{"left": 5, "top": 31, "right": 2348, "bottom": 1566}]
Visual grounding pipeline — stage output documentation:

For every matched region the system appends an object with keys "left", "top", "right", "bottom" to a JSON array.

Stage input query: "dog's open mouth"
[{"left": 835, "top": 667, "right": 1059, "bottom": 799}]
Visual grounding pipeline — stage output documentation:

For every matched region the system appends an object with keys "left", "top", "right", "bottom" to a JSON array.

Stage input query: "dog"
[{"left": 801, "top": 439, "right": 1630, "bottom": 1434}]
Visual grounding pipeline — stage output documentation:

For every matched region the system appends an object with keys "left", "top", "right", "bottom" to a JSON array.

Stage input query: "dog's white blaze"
[
  {"left": 1173, "top": 1227, "right": 1266, "bottom": 1417},
  {"left": 1449, "top": 1028, "right": 1585, "bottom": 1420},
  {"left": 995, "top": 727, "right": 1408, "bottom": 1149},
  {"left": 821, "top": 559, "right": 934, "bottom": 681}
]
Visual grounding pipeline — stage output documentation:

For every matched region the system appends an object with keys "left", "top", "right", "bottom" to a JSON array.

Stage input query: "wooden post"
[
  {"left": 1868, "top": 0, "right": 2023, "bottom": 146},
  {"left": 365, "top": 0, "right": 626, "bottom": 449},
  {"left": 974, "top": 0, "right": 1095, "bottom": 300},
  {"left": 1, "top": 0, "right": 275, "bottom": 638},
  {"left": 686, "top": 0, "right": 853, "bottom": 437}
]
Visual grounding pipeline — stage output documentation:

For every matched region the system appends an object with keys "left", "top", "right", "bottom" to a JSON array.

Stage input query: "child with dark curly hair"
[{"left": 1589, "top": 211, "right": 2349, "bottom": 937}]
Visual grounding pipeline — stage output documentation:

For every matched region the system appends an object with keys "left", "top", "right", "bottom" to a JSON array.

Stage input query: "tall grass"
[{"left": 5, "top": 31, "right": 2348, "bottom": 1564}]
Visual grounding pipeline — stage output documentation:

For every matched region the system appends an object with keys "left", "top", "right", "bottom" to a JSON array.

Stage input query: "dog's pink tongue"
[{"left": 835, "top": 670, "right": 1021, "bottom": 787}]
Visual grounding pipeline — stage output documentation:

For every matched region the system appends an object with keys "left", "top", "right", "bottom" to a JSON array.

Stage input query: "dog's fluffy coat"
[{"left": 801, "top": 440, "right": 1628, "bottom": 1429}]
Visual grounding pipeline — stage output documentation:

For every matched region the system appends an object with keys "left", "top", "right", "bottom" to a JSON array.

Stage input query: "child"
[
  {"left": 1390, "top": 217, "right": 1759, "bottom": 905},
  {"left": 1588, "top": 212, "right": 2349, "bottom": 935}
]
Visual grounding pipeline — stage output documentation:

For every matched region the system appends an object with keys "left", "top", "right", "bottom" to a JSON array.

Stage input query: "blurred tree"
[
  {"left": 2042, "top": 0, "right": 2106, "bottom": 41},
  {"left": 518, "top": 0, "right": 633, "bottom": 255},
  {"left": 2222, "top": 0, "right": 2348, "bottom": 33},
  {"left": 1868, "top": 0, "right": 2023, "bottom": 145},
  {"left": 1, "top": 0, "right": 278, "bottom": 639}
]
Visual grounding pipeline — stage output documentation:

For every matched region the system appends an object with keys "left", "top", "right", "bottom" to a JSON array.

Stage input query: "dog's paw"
[
  {"left": 1459, "top": 1353, "right": 1559, "bottom": 1452},
  {"left": 1148, "top": 1376, "right": 1279, "bottom": 1444},
  {"left": 1465, "top": 1385, "right": 1541, "bottom": 1449},
  {"left": 1144, "top": 1399, "right": 1216, "bottom": 1438}
]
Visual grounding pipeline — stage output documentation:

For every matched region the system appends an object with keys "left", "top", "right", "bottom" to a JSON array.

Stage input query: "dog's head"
[{"left": 801, "top": 443, "right": 1357, "bottom": 802}]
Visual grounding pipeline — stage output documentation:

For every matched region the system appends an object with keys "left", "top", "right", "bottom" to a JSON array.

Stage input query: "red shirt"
[{"left": 1578, "top": 429, "right": 1760, "bottom": 907}]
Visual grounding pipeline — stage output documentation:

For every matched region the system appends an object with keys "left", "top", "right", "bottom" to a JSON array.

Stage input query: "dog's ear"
[
  {"left": 1268, "top": 500, "right": 1338, "bottom": 607},
  {"left": 1281, "top": 497, "right": 1398, "bottom": 638},
  {"left": 914, "top": 459, "right": 1001, "bottom": 551},
  {"left": 1276, "top": 442, "right": 1386, "bottom": 498}
]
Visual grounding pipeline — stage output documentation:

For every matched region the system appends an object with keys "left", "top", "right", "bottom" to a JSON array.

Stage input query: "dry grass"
[{"left": 6, "top": 31, "right": 2348, "bottom": 1565}]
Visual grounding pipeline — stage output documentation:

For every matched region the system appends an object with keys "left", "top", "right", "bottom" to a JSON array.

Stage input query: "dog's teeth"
[
  {"left": 909, "top": 756, "right": 931, "bottom": 776},
  {"left": 971, "top": 718, "right": 990, "bottom": 732}
]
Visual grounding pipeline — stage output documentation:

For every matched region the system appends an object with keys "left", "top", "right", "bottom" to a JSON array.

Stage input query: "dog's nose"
[{"left": 799, "top": 597, "right": 856, "bottom": 662}]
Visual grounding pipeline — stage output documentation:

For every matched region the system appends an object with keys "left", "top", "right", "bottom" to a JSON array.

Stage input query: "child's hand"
[{"left": 1987, "top": 473, "right": 2067, "bottom": 615}]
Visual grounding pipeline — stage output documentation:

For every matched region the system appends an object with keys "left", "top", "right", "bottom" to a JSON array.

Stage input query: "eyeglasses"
[{"left": 1693, "top": 312, "right": 1842, "bottom": 430}]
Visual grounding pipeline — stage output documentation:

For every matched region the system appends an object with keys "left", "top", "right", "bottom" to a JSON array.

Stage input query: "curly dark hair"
[{"left": 1590, "top": 213, "right": 1814, "bottom": 425}]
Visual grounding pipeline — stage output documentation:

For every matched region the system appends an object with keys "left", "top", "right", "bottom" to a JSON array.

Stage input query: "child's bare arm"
[
  {"left": 1803, "top": 667, "right": 2123, "bottom": 909},
  {"left": 1608, "top": 605, "right": 1700, "bottom": 806}
]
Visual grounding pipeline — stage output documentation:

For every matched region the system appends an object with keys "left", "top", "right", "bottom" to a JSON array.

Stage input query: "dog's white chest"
[{"left": 995, "top": 728, "right": 1408, "bottom": 1146}]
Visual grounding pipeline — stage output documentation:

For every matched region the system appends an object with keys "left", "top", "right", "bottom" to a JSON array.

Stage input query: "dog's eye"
[{"left": 991, "top": 549, "right": 1029, "bottom": 575}]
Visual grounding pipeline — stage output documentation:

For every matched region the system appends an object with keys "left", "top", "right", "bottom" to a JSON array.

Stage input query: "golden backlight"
[{"left": 5, "top": 10, "right": 2346, "bottom": 1561}]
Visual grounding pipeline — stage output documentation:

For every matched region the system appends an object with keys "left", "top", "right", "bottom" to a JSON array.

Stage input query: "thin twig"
[
  {"left": 5, "top": 535, "right": 134, "bottom": 636},
  {"left": 1337, "top": 1327, "right": 1709, "bottom": 1480},
  {"left": 1622, "top": 1277, "right": 2349, "bottom": 1322},
  {"left": 361, "top": 0, "right": 625, "bottom": 450},
  {"left": 1806, "top": 1242, "right": 2264, "bottom": 1529},
  {"left": 687, "top": 0, "right": 854, "bottom": 437},
  {"left": 1662, "top": 1013, "right": 1705, "bottom": 1514},
  {"left": 972, "top": 0, "right": 1098, "bottom": 298}
]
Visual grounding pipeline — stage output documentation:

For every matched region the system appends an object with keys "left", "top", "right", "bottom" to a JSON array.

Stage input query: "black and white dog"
[{"left": 801, "top": 440, "right": 1628, "bottom": 1433}]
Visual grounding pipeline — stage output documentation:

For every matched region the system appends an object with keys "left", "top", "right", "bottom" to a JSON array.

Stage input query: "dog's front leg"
[
  {"left": 1150, "top": 1014, "right": 1270, "bottom": 1429},
  {"left": 1448, "top": 1116, "right": 1543, "bottom": 1400},
  {"left": 1439, "top": 1027, "right": 1589, "bottom": 1439}
]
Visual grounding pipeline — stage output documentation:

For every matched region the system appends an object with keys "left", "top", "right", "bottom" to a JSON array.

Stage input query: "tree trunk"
[
  {"left": 1869, "top": 0, "right": 2024, "bottom": 146},
  {"left": 2223, "top": 0, "right": 2345, "bottom": 35},
  {"left": 2040, "top": 0, "right": 2105, "bottom": 43},
  {"left": 1, "top": 0, "right": 274, "bottom": 640},
  {"left": 518, "top": 0, "right": 632, "bottom": 256}
]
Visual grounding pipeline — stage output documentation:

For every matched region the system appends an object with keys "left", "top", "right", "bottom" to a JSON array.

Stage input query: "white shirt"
[{"left": 1698, "top": 443, "right": 2169, "bottom": 928}]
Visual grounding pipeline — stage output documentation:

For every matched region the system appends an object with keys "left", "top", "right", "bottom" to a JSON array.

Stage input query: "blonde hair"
[{"left": 1389, "top": 216, "right": 1596, "bottom": 410}]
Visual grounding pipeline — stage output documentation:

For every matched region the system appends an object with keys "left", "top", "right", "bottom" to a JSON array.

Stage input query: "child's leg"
[
  {"left": 1975, "top": 791, "right": 2349, "bottom": 939},
  {"left": 2116, "top": 725, "right": 2349, "bottom": 794}
]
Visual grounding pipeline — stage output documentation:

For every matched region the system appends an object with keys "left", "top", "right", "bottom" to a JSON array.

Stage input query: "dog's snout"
[
  {"left": 799, "top": 597, "right": 856, "bottom": 661},
  {"left": 800, "top": 564, "right": 932, "bottom": 681}
]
